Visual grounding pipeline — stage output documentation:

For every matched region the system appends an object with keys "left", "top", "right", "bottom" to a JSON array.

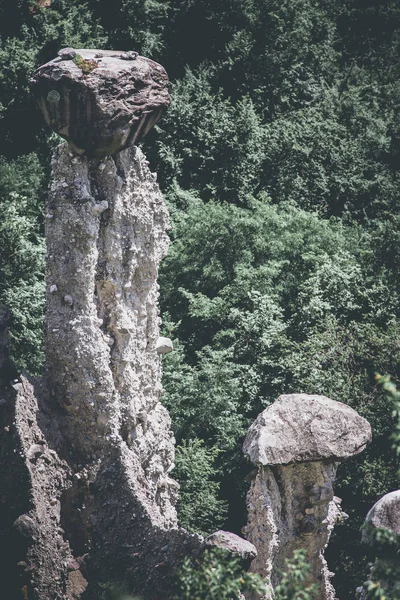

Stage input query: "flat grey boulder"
[
  {"left": 362, "top": 490, "right": 400, "bottom": 544},
  {"left": 205, "top": 530, "right": 257, "bottom": 560},
  {"left": 30, "top": 48, "right": 171, "bottom": 158},
  {"left": 243, "top": 394, "right": 371, "bottom": 465},
  {"left": 155, "top": 337, "right": 173, "bottom": 355}
]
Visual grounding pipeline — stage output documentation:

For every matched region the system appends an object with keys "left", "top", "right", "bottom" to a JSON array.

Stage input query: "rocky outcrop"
[
  {"left": 45, "top": 143, "right": 173, "bottom": 476},
  {"left": 243, "top": 394, "right": 372, "bottom": 600},
  {"left": 205, "top": 531, "right": 257, "bottom": 562},
  {"left": 30, "top": 48, "right": 171, "bottom": 157},
  {"left": 0, "top": 142, "right": 203, "bottom": 600},
  {"left": 0, "top": 375, "right": 81, "bottom": 600}
]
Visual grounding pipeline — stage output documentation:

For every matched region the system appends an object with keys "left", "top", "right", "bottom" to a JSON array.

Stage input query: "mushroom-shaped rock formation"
[
  {"left": 30, "top": 48, "right": 171, "bottom": 158},
  {"left": 0, "top": 52, "right": 206, "bottom": 600},
  {"left": 242, "top": 394, "right": 371, "bottom": 600},
  {"left": 356, "top": 490, "right": 400, "bottom": 599}
]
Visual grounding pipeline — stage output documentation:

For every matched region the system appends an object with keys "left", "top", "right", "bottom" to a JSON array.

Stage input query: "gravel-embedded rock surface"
[
  {"left": 0, "top": 377, "right": 80, "bottom": 600},
  {"left": 205, "top": 530, "right": 257, "bottom": 561},
  {"left": 243, "top": 393, "right": 372, "bottom": 465}
]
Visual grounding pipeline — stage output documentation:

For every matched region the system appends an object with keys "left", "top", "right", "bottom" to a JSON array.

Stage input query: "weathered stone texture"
[
  {"left": 244, "top": 462, "right": 340, "bottom": 600},
  {"left": 0, "top": 143, "right": 203, "bottom": 600},
  {"left": 31, "top": 49, "right": 171, "bottom": 157},
  {"left": 0, "top": 322, "right": 80, "bottom": 600},
  {"left": 362, "top": 490, "right": 400, "bottom": 542},
  {"left": 205, "top": 530, "right": 257, "bottom": 561},
  {"left": 243, "top": 393, "right": 372, "bottom": 465},
  {"left": 8, "top": 379, "right": 79, "bottom": 600},
  {"left": 0, "top": 49, "right": 204, "bottom": 600},
  {"left": 46, "top": 142, "right": 174, "bottom": 504},
  {"left": 43, "top": 143, "right": 197, "bottom": 595},
  {"left": 243, "top": 393, "right": 371, "bottom": 600}
]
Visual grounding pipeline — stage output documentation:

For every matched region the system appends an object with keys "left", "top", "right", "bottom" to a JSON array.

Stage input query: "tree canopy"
[{"left": 1, "top": 1, "right": 400, "bottom": 597}]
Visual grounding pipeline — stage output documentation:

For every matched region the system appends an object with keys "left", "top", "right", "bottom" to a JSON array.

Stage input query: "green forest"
[{"left": 1, "top": 0, "right": 400, "bottom": 597}]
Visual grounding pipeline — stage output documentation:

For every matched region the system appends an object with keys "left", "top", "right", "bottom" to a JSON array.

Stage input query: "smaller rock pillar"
[
  {"left": 242, "top": 394, "right": 372, "bottom": 599},
  {"left": 357, "top": 490, "right": 400, "bottom": 599}
]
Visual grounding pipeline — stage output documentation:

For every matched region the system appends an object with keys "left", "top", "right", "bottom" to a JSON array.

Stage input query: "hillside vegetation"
[{"left": 1, "top": 1, "right": 400, "bottom": 596}]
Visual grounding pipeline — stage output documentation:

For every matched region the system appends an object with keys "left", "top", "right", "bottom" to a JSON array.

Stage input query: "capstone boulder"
[
  {"left": 243, "top": 393, "right": 372, "bottom": 465},
  {"left": 30, "top": 48, "right": 171, "bottom": 158}
]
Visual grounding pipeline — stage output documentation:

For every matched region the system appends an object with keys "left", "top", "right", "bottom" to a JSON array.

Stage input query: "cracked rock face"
[
  {"left": 0, "top": 51, "right": 204, "bottom": 600},
  {"left": 1, "top": 377, "right": 81, "bottom": 600},
  {"left": 243, "top": 394, "right": 371, "bottom": 600},
  {"left": 31, "top": 49, "right": 171, "bottom": 157},
  {"left": 46, "top": 143, "right": 173, "bottom": 481}
]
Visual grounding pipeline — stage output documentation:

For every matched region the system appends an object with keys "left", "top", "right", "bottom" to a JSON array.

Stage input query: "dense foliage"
[
  {"left": 1, "top": 1, "right": 400, "bottom": 597},
  {"left": 172, "top": 547, "right": 267, "bottom": 600},
  {"left": 275, "top": 549, "right": 317, "bottom": 600}
]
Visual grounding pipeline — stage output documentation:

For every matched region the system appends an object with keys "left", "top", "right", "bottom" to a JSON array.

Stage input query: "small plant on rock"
[{"left": 73, "top": 54, "right": 98, "bottom": 75}]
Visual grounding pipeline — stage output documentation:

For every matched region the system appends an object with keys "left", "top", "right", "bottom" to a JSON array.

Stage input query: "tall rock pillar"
[{"left": 0, "top": 48, "right": 201, "bottom": 600}]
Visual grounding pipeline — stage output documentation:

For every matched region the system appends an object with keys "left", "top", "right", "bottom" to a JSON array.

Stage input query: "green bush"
[
  {"left": 173, "top": 547, "right": 267, "bottom": 600},
  {"left": 174, "top": 438, "right": 228, "bottom": 534},
  {"left": 275, "top": 550, "right": 318, "bottom": 600}
]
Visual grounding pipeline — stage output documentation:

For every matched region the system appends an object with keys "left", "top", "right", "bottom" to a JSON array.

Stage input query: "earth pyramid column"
[
  {"left": 0, "top": 48, "right": 202, "bottom": 600},
  {"left": 242, "top": 393, "right": 372, "bottom": 599}
]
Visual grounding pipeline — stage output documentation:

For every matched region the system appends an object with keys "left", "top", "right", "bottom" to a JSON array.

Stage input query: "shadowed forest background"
[{"left": 1, "top": 1, "right": 400, "bottom": 597}]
